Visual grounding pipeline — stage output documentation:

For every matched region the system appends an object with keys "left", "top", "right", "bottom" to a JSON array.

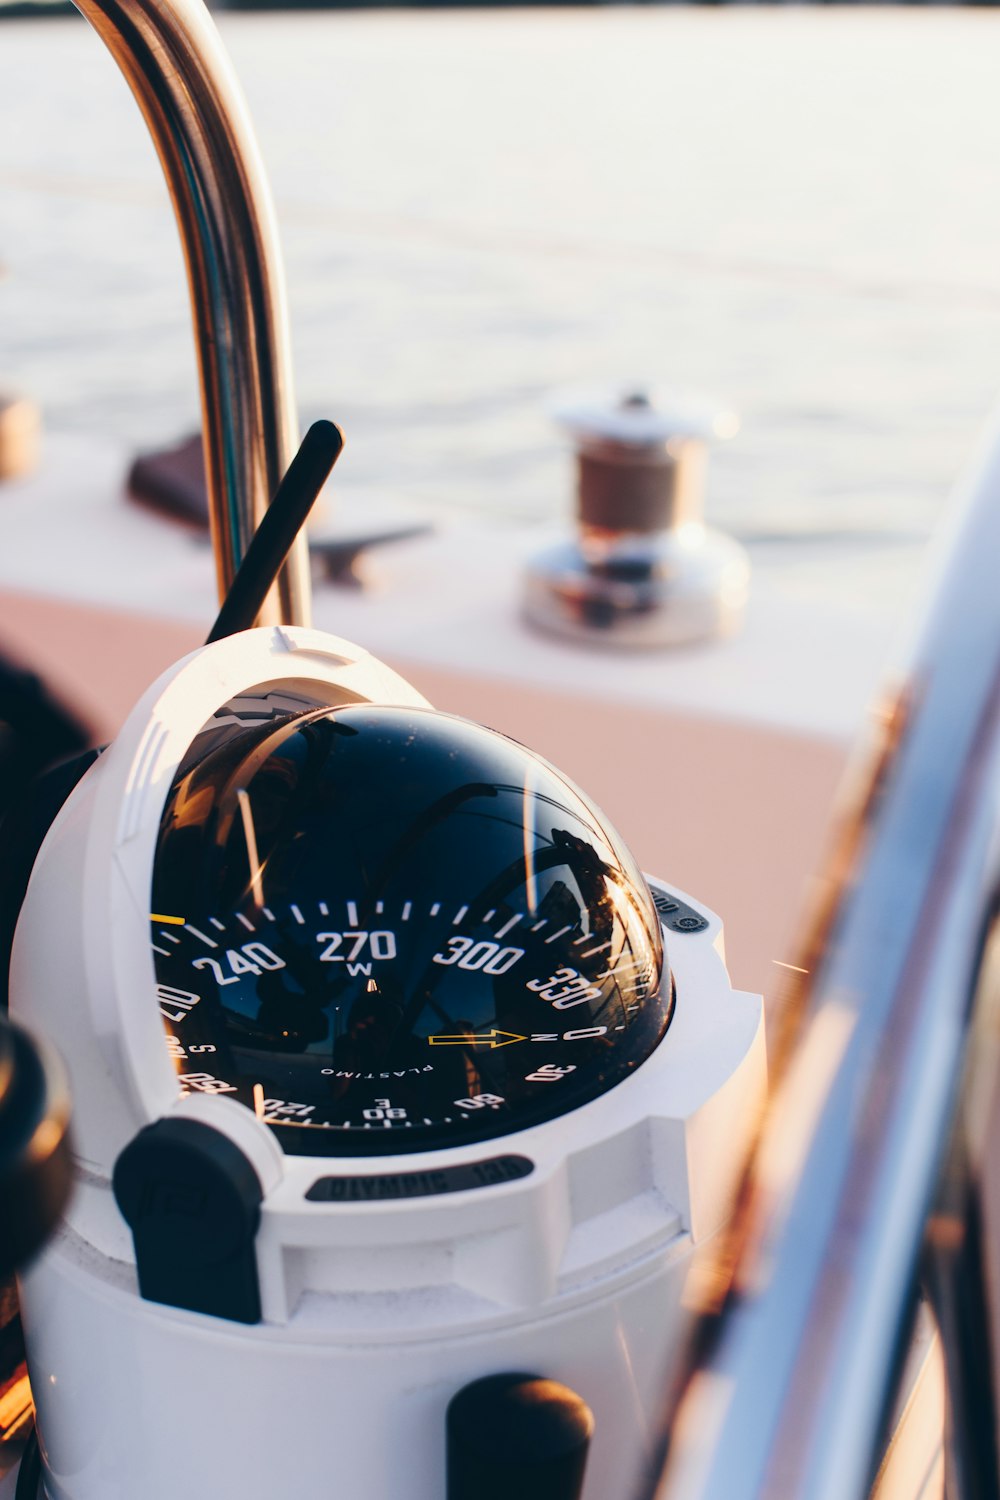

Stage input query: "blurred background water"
[{"left": 0, "top": 4, "right": 998, "bottom": 596}]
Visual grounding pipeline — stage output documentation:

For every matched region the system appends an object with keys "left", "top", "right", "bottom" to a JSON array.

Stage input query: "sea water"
[{"left": 0, "top": 5, "right": 998, "bottom": 605}]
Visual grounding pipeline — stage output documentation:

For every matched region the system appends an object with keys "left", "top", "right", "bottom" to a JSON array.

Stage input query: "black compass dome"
[{"left": 150, "top": 702, "right": 671, "bottom": 1155}]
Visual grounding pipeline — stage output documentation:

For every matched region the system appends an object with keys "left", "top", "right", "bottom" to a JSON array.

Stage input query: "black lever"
[
  {"left": 447, "top": 1372, "right": 594, "bottom": 1500},
  {"left": 206, "top": 418, "right": 344, "bottom": 644}
]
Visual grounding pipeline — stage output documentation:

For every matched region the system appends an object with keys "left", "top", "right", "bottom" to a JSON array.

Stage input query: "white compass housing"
[{"left": 10, "top": 626, "right": 765, "bottom": 1500}]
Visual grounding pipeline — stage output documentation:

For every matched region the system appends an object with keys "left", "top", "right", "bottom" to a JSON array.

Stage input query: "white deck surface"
[{"left": 0, "top": 427, "right": 926, "bottom": 742}]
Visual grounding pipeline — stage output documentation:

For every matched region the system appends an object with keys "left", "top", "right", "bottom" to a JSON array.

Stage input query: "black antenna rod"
[{"left": 206, "top": 419, "right": 344, "bottom": 644}]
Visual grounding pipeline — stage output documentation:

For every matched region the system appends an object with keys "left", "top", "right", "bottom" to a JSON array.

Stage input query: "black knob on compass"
[
  {"left": 0, "top": 1014, "right": 72, "bottom": 1278},
  {"left": 447, "top": 1372, "right": 594, "bottom": 1500}
]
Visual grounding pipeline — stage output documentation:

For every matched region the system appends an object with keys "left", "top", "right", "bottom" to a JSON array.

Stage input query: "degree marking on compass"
[
  {"left": 375, "top": 900, "right": 384, "bottom": 915},
  {"left": 262, "top": 907, "right": 275, "bottom": 922},
  {"left": 290, "top": 904, "right": 305, "bottom": 925},
  {"left": 347, "top": 900, "right": 359, "bottom": 927},
  {"left": 573, "top": 933, "right": 591, "bottom": 946},
  {"left": 159, "top": 931, "right": 181, "bottom": 945},
  {"left": 151, "top": 914, "right": 185, "bottom": 925},
  {"left": 581, "top": 940, "right": 612, "bottom": 958},
  {"left": 430, "top": 903, "right": 441, "bottom": 917},
  {"left": 483, "top": 909, "right": 495, "bottom": 923},
  {"left": 402, "top": 902, "right": 412, "bottom": 922},
  {"left": 598, "top": 957, "right": 643, "bottom": 980},
  {"left": 531, "top": 920, "right": 548, "bottom": 932},
  {"left": 495, "top": 913, "right": 522, "bottom": 939},
  {"left": 253, "top": 1083, "right": 265, "bottom": 1120},
  {"left": 185, "top": 924, "right": 219, "bottom": 950},
  {"left": 235, "top": 912, "right": 256, "bottom": 933},
  {"left": 452, "top": 905, "right": 468, "bottom": 926},
  {"left": 544, "top": 925, "right": 572, "bottom": 945},
  {"left": 318, "top": 902, "right": 329, "bottom": 917},
  {"left": 152, "top": 944, "right": 171, "bottom": 957}
]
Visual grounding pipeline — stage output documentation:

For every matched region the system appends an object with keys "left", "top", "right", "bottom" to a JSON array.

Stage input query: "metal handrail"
[
  {"left": 642, "top": 416, "right": 1000, "bottom": 1500},
  {"left": 71, "top": 0, "right": 310, "bottom": 626}
]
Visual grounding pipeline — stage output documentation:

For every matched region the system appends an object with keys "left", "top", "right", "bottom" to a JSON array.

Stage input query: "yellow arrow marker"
[
  {"left": 427, "top": 1029, "right": 526, "bottom": 1050},
  {"left": 151, "top": 914, "right": 185, "bottom": 925}
]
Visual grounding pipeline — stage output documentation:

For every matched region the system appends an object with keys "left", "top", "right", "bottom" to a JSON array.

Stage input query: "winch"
[{"left": 523, "top": 388, "right": 748, "bottom": 648}]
